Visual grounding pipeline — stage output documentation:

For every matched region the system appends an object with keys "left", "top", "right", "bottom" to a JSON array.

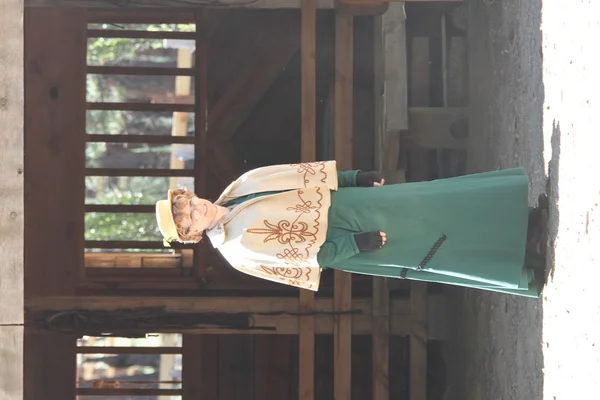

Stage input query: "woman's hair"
[{"left": 170, "top": 188, "right": 203, "bottom": 243}]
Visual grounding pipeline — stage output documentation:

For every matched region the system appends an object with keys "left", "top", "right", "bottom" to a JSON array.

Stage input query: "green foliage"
[{"left": 85, "top": 191, "right": 160, "bottom": 242}]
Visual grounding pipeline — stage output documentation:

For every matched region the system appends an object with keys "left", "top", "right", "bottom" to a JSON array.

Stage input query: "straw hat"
[{"left": 156, "top": 189, "right": 181, "bottom": 246}]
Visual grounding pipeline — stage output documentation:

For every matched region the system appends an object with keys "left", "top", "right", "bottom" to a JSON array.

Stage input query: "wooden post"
[
  {"left": 299, "top": 0, "right": 317, "bottom": 399},
  {"left": 25, "top": 296, "right": 414, "bottom": 335},
  {"left": 333, "top": 12, "right": 354, "bottom": 400},
  {"left": 0, "top": 1, "right": 24, "bottom": 400},
  {"left": 410, "top": 282, "right": 428, "bottom": 400}
]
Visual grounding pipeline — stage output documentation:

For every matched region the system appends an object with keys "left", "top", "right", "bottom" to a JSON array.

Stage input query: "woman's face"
[
  {"left": 188, "top": 196, "right": 219, "bottom": 235},
  {"left": 172, "top": 192, "right": 218, "bottom": 237}
]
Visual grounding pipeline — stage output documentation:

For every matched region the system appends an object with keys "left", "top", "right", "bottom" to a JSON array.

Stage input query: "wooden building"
[{"left": 2, "top": 0, "right": 468, "bottom": 399}]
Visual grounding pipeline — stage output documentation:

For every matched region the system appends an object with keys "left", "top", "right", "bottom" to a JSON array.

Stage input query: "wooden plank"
[
  {"left": 373, "top": 14, "right": 392, "bottom": 398},
  {"left": 192, "top": 11, "right": 210, "bottom": 279},
  {"left": 183, "top": 335, "right": 219, "bottom": 399},
  {"left": 85, "top": 267, "right": 189, "bottom": 278},
  {"left": 25, "top": 8, "right": 87, "bottom": 295},
  {"left": 301, "top": 0, "right": 317, "bottom": 163},
  {"left": 372, "top": 279, "right": 389, "bottom": 400},
  {"left": 315, "top": 335, "right": 333, "bottom": 400},
  {"left": 194, "top": 10, "right": 208, "bottom": 198},
  {"left": 373, "top": 15, "right": 385, "bottom": 172},
  {"left": 85, "top": 168, "right": 194, "bottom": 177},
  {"left": 25, "top": 331, "right": 76, "bottom": 400},
  {"left": 403, "top": 107, "right": 468, "bottom": 149},
  {"left": 408, "top": 37, "right": 431, "bottom": 182},
  {"left": 77, "top": 388, "right": 182, "bottom": 396},
  {"left": 77, "top": 346, "right": 182, "bottom": 354},
  {"left": 88, "top": 10, "right": 196, "bottom": 23},
  {"left": 219, "top": 336, "right": 254, "bottom": 400},
  {"left": 255, "top": 336, "right": 295, "bottom": 399},
  {"left": 352, "top": 335, "right": 373, "bottom": 399},
  {"left": 87, "top": 102, "right": 194, "bottom": 112},
  {"left": 87, "top": 29, "right": 196, "bottom": 40},
  {"left": 85, "top": 204, "right": 155, "bottom": 213},
  {"left": 409, "top": 37, "right": 430, "bottom": 107},
  {"left": 85, "top": 240, "right": 184, "bottom": 249},
  {"left": 23, "top": 12, "right": 85, "bottom": 400},
  {"left": 88, "top": 65, "right": 195, "bottom": 76},
  {"left": 86, "top": 133, "right": 195, "bottom": 144},
  {"left": 448, "top": 36, "right": 468, "bottom": 107},
  {"left": 410, "top": 282, "right": 428, "bottom": 400},
  {"left": 26, "top": 296, "right": 413, "bottom": 335},
  {"left": 300, "top": 1, "right": 317, "bottom": 400},
  {"left": 27, "top": 0, "right": 337, "bottom": 7},
  {"left": 0, "top": 14, "right": 25, "bottom": 400},
  {"left": 333, "top": 12, "right": 354, "bottom": 400},
  {"left": 383, "top": 2, "right": 408, "bottom": 131}
]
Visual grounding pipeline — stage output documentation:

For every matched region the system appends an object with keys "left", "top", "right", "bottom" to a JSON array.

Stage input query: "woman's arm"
[
  {"left": 337, "top": 170, "right": 360, "bottom": 188},
  {"left": 337, "top": 170, "right": 385, "bottom": 188},
  {"left": 317, "top": 234, "right": 360, "bottom": 267},
  {"left": 317, "top": 231, "right": 386, "bottom": 267}
]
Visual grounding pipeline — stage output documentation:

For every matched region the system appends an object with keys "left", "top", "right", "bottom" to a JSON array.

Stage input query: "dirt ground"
[{"left": 443, "top": 0, "right": 600, "bottom": 399}]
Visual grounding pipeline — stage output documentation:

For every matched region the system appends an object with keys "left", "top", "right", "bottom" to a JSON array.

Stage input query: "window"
[
  {"left": 76, "top": 334, "right": 183, "bottom": 399},
  {"left": 81, "top": 11, "right": 208, "bottom": 291}
]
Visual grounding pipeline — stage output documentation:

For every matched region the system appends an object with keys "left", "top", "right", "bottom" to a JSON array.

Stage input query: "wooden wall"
[
  {"left": 183, "top": 334, "right": 410, "bottom": 400},
  {"left": 24, "top": 7, "right": 87, "bottom": 400}
]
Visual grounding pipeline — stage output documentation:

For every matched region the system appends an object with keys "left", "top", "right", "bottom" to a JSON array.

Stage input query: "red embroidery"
[
  {"left": 258, "top": 266, "right": 313, "bottom": 287},
  {"left": 247, "top": 189, "right": 324, "bottom": 275},
  {"left": 247, "top": 220, "right": 316, "bottom": 246},
  {"left": 290, "top": 162, "right": 328, "bottom": 187}
]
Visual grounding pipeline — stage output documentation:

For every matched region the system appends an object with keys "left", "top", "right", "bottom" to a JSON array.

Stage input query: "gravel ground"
[{"left": 444, "top": 0, "right": 600, "bottom": 399}]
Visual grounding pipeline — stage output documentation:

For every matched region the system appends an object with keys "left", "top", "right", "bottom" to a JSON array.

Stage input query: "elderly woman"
[{"left": 156, "top": 161, "right": 547, "bottom": 297}]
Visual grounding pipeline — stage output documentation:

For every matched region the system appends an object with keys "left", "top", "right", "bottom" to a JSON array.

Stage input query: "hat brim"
[{"left": 156, "top": 189, "right": 182, "bottom": 244}]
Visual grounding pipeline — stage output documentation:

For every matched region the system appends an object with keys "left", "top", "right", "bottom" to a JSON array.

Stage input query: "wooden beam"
[
  {"left": 0, "top": 3, "right": 24, "bottom": 400},
  {"left": 87, "top": 102, "right": 194, "bottom": 112},
  {"left": 26, "top": 0, "right": 337, "bottom": 7},
  {"left": 85, "top": 168, "right": 194, "bottom": 177},
  {"left": 25, "top": 296, "right": 415, "bottom": 335},
  {"left": 333, "top": 12, "right": 354, "bottom": 400},
  {"left": 372, "top": 279, "right": 390, "bottom": 400},
  {"left": 88, "top": 10, "right": 196, "bottom": 23},
  {"left": 25, "top": 8, "right": 87, "bottom": 294},
  {"left": 183, "top": 335, "right": 219, "bottom": 399},
  {"left": 299, "top": 1, "right": 317, "bottom": 398},
  {"left": 77, "top": 346, "right": 182, "bottom": 354},
  {"left": 87, "top": 29, "right": 195, "bottom": 40},
  {"left": 87, "top": 66, "right": 196, "bottom": 76},
  {"left": 77, "top": 388, "right": 182, "bottom": 396},
  {"left": 383, "top": 2, "right": 408, "bottom": 131},
  {"left": 410, "top": 282, "right": 428, "bottom": 400},
  {"left": 86, "top": 133, "right": 195, "bottom": 145},
  {"left": 85, "top": 240, "right": 188, "bottom": 249}
]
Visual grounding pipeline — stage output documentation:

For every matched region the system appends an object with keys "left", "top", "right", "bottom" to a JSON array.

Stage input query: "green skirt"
[{"left": 326, "top": 168, "right": 541, "bottom": 298}]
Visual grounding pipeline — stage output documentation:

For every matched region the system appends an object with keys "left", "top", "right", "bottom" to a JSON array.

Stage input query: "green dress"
[{"left": 224, "top": 168, "right": 540, "bottom": 298}]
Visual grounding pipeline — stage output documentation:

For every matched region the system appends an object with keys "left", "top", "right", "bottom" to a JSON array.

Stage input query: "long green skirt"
[{"left": 325, "top": 168, "right": 541, "bottom": 298}]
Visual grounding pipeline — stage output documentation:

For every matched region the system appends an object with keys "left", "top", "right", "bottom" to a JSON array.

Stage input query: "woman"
[{"left": 156, "top": 161, "right": 547, "bottom": 297}]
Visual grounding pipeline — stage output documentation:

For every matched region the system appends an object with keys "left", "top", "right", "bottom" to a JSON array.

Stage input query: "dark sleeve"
[
  {"left": 316, "top": 234, "right": 360, "bottom": 268},
  {"left": 337, "top": 170, "right": 360, "bottom": 188}
]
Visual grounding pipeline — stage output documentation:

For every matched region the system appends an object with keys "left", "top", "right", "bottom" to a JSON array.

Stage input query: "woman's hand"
[
  {"left": 356, "top": 171, "right": 385, "bottom": 187},
  {"left": 354, "top": 231, "right": 387, "bottom": 251}
]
